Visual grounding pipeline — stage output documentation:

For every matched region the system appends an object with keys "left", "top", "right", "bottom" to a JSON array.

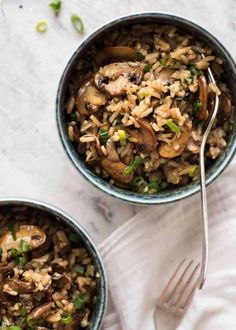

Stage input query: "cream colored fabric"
[{"left": 100, "top": 160, "right": 236, "bottom": 330}]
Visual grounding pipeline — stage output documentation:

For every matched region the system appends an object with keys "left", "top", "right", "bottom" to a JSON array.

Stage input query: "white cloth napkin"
[{"left": 99, "top": 160, "right": 236, "bottom": 330}]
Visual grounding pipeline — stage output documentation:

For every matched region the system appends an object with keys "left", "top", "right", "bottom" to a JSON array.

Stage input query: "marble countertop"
[{"left": 0, "top": 0, "right": 235, "bottom": 244}]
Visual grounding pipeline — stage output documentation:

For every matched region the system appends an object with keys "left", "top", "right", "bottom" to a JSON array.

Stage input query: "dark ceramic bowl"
[
  {"left": 0, "top": 198, "right": 107, "bottom": 330},
  {"left": 56, "top": 13, "right": 236, "bottom": 205}
]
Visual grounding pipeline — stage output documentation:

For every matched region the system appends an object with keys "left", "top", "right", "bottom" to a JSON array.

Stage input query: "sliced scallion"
[
  {"left": 99, "top": 128, "right": 109, "bottom": 145},
  {"left": 118, "top": 130, "right": 126, "bottom": 146},
  {"left": 71, "top": 15, "right": 84, "bottom": 34},
  {"left": 49, "top": 0, "right": 62, "bottom": 16},
  {"left": 124, "top": 156, "right": 143, "bottom": 175},
  {"left": 193, "top": 100, "right": 201, "bottom": 113},
  {"left": 159, "top": 58, "right": 169, "bottom": 68},
  {"left": 20, "top": 239, "right": 30, "bottom": 253},
  {"left": 74, "top": 293, "right": 88, "bottom": 309},
  {"left": 8, "top": 224, "right": 17, "bottom": 241},
  {"left": 61, "top": 313, "right": 73, "bottom": 325},
  {"left": 188, "top": 165, "right": 198, "bottom": 177},
  {"left": 166, "top": 119, "right": 180, "bottom": 134},
  {"left": 75, "top": 265, "right": 84, "bottom": 275},
  {"left": 144, "top": 64, "right": 151, "bottom": 73},
  {"left": 36, "top": 19, "right": 48, "bottom": 33}
]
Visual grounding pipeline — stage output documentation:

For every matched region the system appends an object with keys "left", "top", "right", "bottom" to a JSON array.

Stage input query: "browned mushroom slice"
[
  {"left": 158, "top": 68, "right": 175, "bottom": 83},
  {"left": 94, "top": 62, "right": 143, "bottom": 96},
  {"left": 76, "top": 79, "right": 107, "bottom": 116},
  {"left": 96, "top": 46, "right": 138, "bottom": 66},
  {"left": 0, "top": 225, "right": 46, "bottom": 252},
  {"left": 3, "top": 279, "right": 35, "bottom": 295},
  {"left": 198, "top": 75, "right": 208, "bottom": 120},
  {"left": 54, "top": 275, "right": 71, "bottom": 289},
  {"left": 101, "top": 159, "right": 133, "bottom": 183},
  {"left": 130, "top": 119, "right": 157, "bottom": 154},
  {"left": 30, "top": 302, "right": 52, "bottom": 319},
  {"left": 219, "top": 92, "right": 232, "bottom": 120},
  {"left": 106, "top": 140, "right": 119, "bottom": 161},
  {"left": 159, "top": 121, "right": 192, "bottom": 158}
]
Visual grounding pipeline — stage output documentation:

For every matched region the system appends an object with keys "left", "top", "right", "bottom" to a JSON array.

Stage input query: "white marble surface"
[{"left": 0, "top": 0, "right": 235, "bottom": 244}]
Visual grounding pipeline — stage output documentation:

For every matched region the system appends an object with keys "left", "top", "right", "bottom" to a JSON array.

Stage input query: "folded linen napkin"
[{"left": 99, "top": 160, "right": 236, "bottom": 330}]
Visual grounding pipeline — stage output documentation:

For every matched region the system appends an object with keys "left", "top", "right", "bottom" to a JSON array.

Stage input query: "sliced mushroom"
[
  {"left": 159, "top": 121, "right": 192, "bottom": 158},
  {"left": 106, "top": 140, "right": 119, "bottom": 161},
  {"left": 96, "top": 46, "right": 138, "bottom": 65},
  {"left": 130, "top": 119, "right": 157, "bottom": 154},
  {"left": 101, "top": 159, "right": 133, "bottom": 183},
  {"left": 3, "top": 279, "right": 35, "bottom": 295},
  {"left": 0, "top": 225, "right": 46, "bottom": 253},
  {"left": 219, "top": 92, "right": 232, "bottom": 120},
  {"left": 53, "top": 275, "right": 71, "bottom": 289},
  {"left": 55, "top": 231, "right": 70, "bottom": 253},
  {"left": 198, "top": 75, "right": 208, "bottom": 120},
  {"left": 76, "top": 79, "right": 107, "bottom": 116},
  {"left": 157, "top": 68, "right": 175, "bottom": 83},
  {"left": 30, "top": 302, "right": 52, "bottom": 319},
  {"left": 94, "top": 62, "right": 143, "bottom": 96}
]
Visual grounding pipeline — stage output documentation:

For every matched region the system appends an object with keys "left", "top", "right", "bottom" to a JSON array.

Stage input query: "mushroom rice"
[
  {"left": 66, "top": 24, "right": 233, "bottom": 194},
  {"left": 0, "top": 206, "right": 100, "bottom": 329}
]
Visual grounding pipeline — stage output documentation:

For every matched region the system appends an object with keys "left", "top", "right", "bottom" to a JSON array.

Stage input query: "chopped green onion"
[
  {"left": 17, "top": 254, "right": 28, "bottom": 269},
  {"left": 7, "top": 326, "right": 22, "bottom": 330},
  {"left": 74, "top": 293, "right": 88, "bottom": 309},
  {"left": 19, "top": 304, "right": 27, "bottom": 317},
  {"left": 159, "top": 58, "right": 169, "bottom": 68},
  {"left": 20, "top": 239, "right": 30, "bottom": 253},
  {"left": 10, "top": 248, "right": 18, "bottom": 258},
  {"left": 118, "top": 130, "right": 126, "bottom": 146},
  {"left": 36, "top": 19, "right": 47, "bottom": 33},
  {"left": 144, "top": 64, "right": 151, "bottom": 73},
  {"left": 71, "top": 15, "right": 84, "bottom": 34},
  {"left": 189, "top": 65, "right": 203, "bottom": 77},
  {"left": 99, "top": 128, "right": 109, "bottom": 145},
  {"left": 188, "top": 165, "right": 198, "bottom": 177},
  {"left": 193, "top": 100, "right": 201, "bottom": 113},
  {"left": 175, "top": 96, "right": 183, "bottom": 101},
  {"left": 166, "top": 119, "right": 180, "bottom": 134},
  {"left": 138, "top": 92, "right": 149, "bottom": 100},
  {"left": 61, "top": 313, "right": 73, "bottom": 325},
  {"left": 70, "top": 112, "right": 77, "bottom": 121},
  {"left": 136, "top": 52, "right": 145, "bottom": 60},
  {"left": 49, "top": 0, "right": 61, "bottom": 15},
  {"left": 75, "top": 265, "right": 84, "bottom": 275},
  {"left": 69, "top": 232, "right": 78, "bottom": 243},
  {"left": 8, "top": 224, "right": 17, "bottom": 241},
  {"left": 25, "top": 316, "right": 37, "bottom": 328},
  {"left": 147, "top": 180, "right": 160, "bottom": 191},
  {"left": 124, "top": 156, "right": 143, "bottom": 175},
  {"left": 131, "top": 177, "right": 147, "bottom": 191}
]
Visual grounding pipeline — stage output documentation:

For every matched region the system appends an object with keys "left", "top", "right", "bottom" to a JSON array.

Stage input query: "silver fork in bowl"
[{"left": 154, "top": 58, "right": 220, "bottom": 328}]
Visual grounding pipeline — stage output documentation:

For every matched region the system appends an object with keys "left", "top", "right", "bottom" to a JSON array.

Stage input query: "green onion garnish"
[
  {"left": 189, "top": 65, "right": 203, "bottom": 77},
  {"left": 99, "top": 128, "right": 109, "bottom": 145},
  {"left": 159, "top": 58, "right": 169, "bottom": 68},
  {"left": 118, "top": 130, "right": 126, "bottom": 146},
  {"left": 19, "top": 304, "right": 27, "bottom": 317},
  {"left": 70, "top": 112, "right": 77, "bottom": 121},
  {"left": 147, "top": 180, "right": 160, "bottom": 191},
  {"left": 10, "top": 248, "right": 18, "bottom": 258},
  {"left": 136, "top": 52, "right": 145, "bottom": 60},
  {"left": 71, "top": 15, "right": 84, "bottom": 34},
  {"left": 8, "top": 224, "right": 17, "bottom": 241},
  {"left": 166, "top": 119, "right": 180, "bottom": 134},
  {"left": 20, "top": 239, "right": 30, "bottom": 253},
  {"left": 188, "top": 165, "right": 198, "bottom": 177},
  {"left": 7, "top": 326, "right": 22, "bottom": 330},
  {"left": 74, "top": 293, "right": 88, "bottom": 309},
  {"left": 26, "top": 316, "right": 37, "bottom": 328},
  {"left": 49, "top": 0, "right": 62, "bottom": 16},
  {"left": 75, "top": 265, "right": 85, "bottom": 275},
  {"left": 36, "top": 19, "right": 48, "bottom": 33},
  {"left": 69, "top": 232, "right": 78, "bottom": 243},
  {"left": 61, "top": 313, "right": 73, "bottom": 325},
  {"left": 193, "top": 100, "right": 201, "bottom": 113},
  {"left": 124, "top": 156, "right": 143, "bottom": 175},
  {"left": 17, "top": 255, "right": 28, "bottom": 269},
  {"left": 144, "top": 64, "right": 151, "bottom": 73}
]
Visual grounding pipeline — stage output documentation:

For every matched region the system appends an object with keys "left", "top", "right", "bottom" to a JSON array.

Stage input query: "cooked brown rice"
[{"left": 65, "top": 24, "right": 233, "bottom": 194}]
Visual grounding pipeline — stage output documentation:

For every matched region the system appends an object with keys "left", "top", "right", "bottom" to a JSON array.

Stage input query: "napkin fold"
[{"left": 99, "top": 161, "right": 236, "bottom": 330}]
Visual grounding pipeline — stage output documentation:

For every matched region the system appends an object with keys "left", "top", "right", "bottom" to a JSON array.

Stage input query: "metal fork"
[
  {"left": 154, "top": 59, "right": 220, "bottom": 328},
  {"left": 154, "top": 259, "right": 200, "bottom": 329}
]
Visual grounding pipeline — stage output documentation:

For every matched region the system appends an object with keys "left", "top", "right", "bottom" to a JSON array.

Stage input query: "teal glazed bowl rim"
[
  {"left": 0, "top": 198, "right": 108, "bottom": 330},
  {"left": 56, "top": 12, "right": 236, "bottom": 205}
]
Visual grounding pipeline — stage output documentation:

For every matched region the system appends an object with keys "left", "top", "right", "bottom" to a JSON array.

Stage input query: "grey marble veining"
[{"left": 0, "top": 0, "right": 235, "bottom": 243}]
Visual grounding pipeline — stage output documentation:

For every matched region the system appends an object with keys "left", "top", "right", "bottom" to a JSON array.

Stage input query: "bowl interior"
[
  {"left": 0, "top": 199, "right": 107, "bottom": 330},
  {"left": 56, "top": 13, "right": 236, "bottom": 204}
]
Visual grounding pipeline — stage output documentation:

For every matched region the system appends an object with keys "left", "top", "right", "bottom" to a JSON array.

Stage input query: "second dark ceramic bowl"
[
  {"left": 56, "top": 13, "right": 236, "bottom": 205},
  {"left": 0, "top": 198, "right": 107, "bottom": 329}
]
